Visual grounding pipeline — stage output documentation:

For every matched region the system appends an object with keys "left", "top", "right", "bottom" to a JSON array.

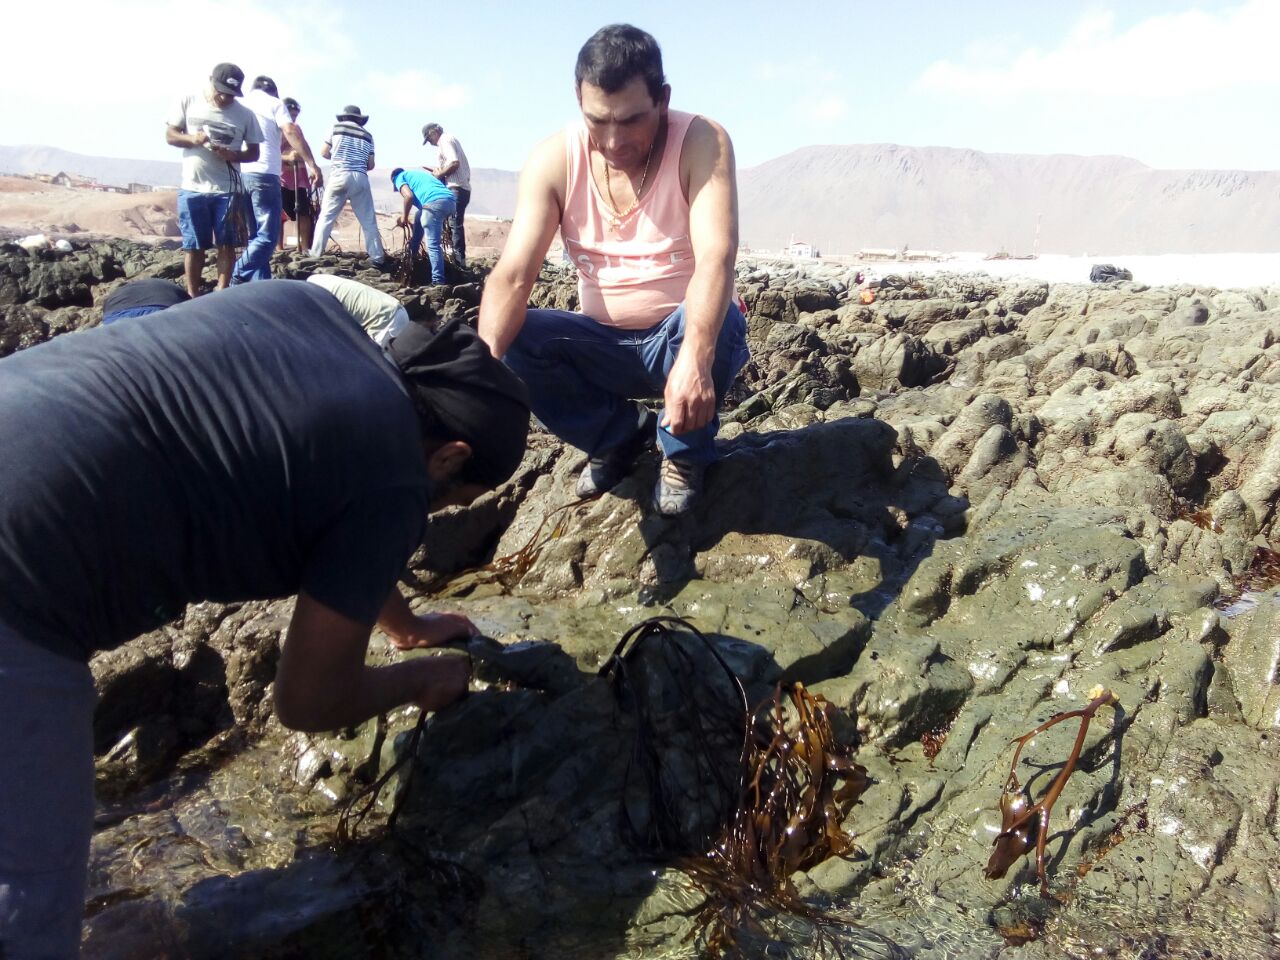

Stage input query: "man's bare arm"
[
  {"left": 376, "top": 586, "right": 478, "bottom": 650},
  {"left": 396, "top": 184, "right": 417, "bottom": 225},
  {"left": 166, "top": 124, "right": 207, "bottom": 149},
  {"left": 478, "top": 133, "right": 566, "bottom": 358},
  {"left": 281, "top": 121, "right": 323, "bottom": 188},
  {"left": 211, "top": 142, "right": 259, "bottom": 164},
  {"left": 662, "top": 117, "right": 738, "bottom": 435},
  {"left": 274, "top": 592, "right": 470, "bottom": 732},
  {"left": 321, "top": 141, "right": 333, "bottom": 160}
]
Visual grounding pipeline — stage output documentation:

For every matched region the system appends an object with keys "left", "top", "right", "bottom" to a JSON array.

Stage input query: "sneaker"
[
  {"left": 653, "top": 457, "right": 705, "bottom": 516},
  {"left": 576, "top": 409, "right": 657, "bottom": 498}
]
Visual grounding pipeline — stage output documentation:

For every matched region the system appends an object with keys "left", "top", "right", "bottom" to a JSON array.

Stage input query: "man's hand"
[
  {"left": 308, "top": 164, "right": 323, "bottom": 190},
  {"left": 661, "top": 350, "right": 717, "bottom": 434},
  {"left": 409, "top": 654, "right": 472, "bottom": 713},
  {"left": 396, "top": 216, "right": 409, "bottom": 228},
  {"left": 386, "top": 611, "right": 478, "bottom": 650},
  {"left": 210, "top": 145, "right": 239, "bottom": 162},
  {"left": 193, "top": 129, "right": 210, "bottom": 148}
]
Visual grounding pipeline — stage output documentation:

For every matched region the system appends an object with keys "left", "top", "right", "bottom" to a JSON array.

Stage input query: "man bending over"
[{"left": 0, "top": 280, "right": 529, "bottom": 958}]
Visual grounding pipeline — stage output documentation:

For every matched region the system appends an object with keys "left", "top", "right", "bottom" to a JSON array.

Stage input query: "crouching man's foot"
[
  {"left": 575, "top": 408, "right": 658, "bottom": 497},
  {"left": 654, "top": 457, "right": 705, "bottom": 516}
]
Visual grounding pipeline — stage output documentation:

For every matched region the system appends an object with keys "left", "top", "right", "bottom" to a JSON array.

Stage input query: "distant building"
[
  {"left": 127, "top": 182, "right": 154, "bottom": 194},
  {"left": 50, "top": 171, "right": 128, "bottom": 193},
  {"left": 858, "top": 248, "right": 898, "bottom": 261},
  {"left": 903, "top": 249, "right": 943, "bottom": 262},
  {"left": 785, "top": 239, "right": 816, "bottom": 259}
]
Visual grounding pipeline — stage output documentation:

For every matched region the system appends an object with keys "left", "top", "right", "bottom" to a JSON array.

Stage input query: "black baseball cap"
[
  {"left": 252, "top": 75, "right": 278, "bottom": 97},
  {"left": 283, "top": 97, "right": 300, "bottom": 111},
  {"left": 211, "top": 63, "right": 245, "bottom": 97}
]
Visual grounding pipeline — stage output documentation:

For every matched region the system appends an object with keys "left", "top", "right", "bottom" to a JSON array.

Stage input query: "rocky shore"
[{"left": 4, "top": 239, "right": 1279, "bottom": 959}]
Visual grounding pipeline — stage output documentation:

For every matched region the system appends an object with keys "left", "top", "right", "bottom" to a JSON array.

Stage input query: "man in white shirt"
[
  {"left": 423, "top": 122, "right": 471, "bottom": 267},
  {"left": 233, "top": 76, "right": 323, "bottom": 283}
]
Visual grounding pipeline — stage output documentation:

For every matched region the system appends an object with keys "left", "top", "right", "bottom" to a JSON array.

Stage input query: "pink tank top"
[{"left": 562, "top": 110, "right": 696, "bottom": 330}]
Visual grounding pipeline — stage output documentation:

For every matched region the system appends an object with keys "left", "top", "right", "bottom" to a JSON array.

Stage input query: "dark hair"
[
  {"left": 252, "top": 75, "right": 278, "bottom": 97},
  {"left": 574, "top": 24, "right": 665, "bottom": 103},
  {"left": 410, "top": 400, "right": 493, "bottom": 488},
  {"left": 390, "top": 167, "right": 405, "bottom": 183},
  {"left": 283, "top": 97, "right": 300, "bottom": 111}
]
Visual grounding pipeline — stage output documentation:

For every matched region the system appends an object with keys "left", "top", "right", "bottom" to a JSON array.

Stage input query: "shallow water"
[{"left": 83, "top": 720, "right": 1280, "bottom": 960}]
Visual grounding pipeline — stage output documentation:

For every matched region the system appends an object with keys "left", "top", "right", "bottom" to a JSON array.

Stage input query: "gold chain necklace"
[{"left": 601, "top": 135, "right": 656, "bottom": 229}]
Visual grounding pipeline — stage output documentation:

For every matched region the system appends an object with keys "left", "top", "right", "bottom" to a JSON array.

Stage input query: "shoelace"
[{"left": 659, "top": 458, "right": 699, "bottom": 489}]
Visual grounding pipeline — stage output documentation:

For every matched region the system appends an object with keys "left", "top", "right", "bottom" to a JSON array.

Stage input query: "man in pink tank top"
[{"left": 478, "top": 23, "right": 748, "bottom": 517}]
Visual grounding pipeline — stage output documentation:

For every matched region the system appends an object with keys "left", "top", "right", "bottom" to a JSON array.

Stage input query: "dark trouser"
[
  {"left": 447, "top": 186, "right": 469, "bottom": 266},
  {"left": 503, "top": 302, "right": 750, "bottom": 464},
  {"left": 0, "top": 618, "right": 96, "bottom": 959}
]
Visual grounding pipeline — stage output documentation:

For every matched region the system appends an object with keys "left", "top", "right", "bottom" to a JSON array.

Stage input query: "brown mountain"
[
  {"left": 737, "top": 144, "right": 1280, "bottom": 256},
  {"left": 6, "top": 142, "right": 1279, "bottom": 256}
]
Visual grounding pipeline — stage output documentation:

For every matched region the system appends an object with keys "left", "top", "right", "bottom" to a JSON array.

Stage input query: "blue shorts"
[{"left": 178, "top": 190, "right": 235, "bottom": 250}]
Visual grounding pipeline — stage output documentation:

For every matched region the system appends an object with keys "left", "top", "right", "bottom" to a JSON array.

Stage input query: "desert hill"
[
  {"left": 4, "top": 142, "right": 1280, "bottom": 255},
  {"left": 0, "top": 144, "right": 519, "bottom": 220},
  {"left": 738, "top": 144, "right": 1280, "bottom": 255}
]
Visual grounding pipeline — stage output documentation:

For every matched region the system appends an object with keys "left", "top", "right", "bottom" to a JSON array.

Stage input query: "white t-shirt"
[
  {"left": 306, "top": 274, "right": 410, "bottom": 349},
  {"left": 166, "top": 92, "right": 264, "bottom": 193},
  {"left": 436, "top": 133, "right": 471, "bottom": 190},
  {"left": 241, "top": 89, "right": 293, "bottom": 177}
]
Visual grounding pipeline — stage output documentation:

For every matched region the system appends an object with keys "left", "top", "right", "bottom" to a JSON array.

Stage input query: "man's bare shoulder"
[
  {"left": 686, "top": 115, "right": 733, "bottom": 148},
  {"left": 518, "top": 130, "right": 567, "bottom": 194},
  {"left": 680, "top": 115, "right": 735, "bottom": 183}
]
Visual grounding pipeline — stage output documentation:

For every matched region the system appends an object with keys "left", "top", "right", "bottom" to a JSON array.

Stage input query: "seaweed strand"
[{"left": 985, "top": 687, "right": 1119, "bottom": 896}]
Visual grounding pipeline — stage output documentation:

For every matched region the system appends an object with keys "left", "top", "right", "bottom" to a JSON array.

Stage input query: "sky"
[{"left": 8, "top": 0, "right": 1279, "bottom": 174}]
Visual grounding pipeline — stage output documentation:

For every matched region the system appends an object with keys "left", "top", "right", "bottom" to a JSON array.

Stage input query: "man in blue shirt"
[{"left": 391, "top": 166, "right": 457, "bottom": 285}]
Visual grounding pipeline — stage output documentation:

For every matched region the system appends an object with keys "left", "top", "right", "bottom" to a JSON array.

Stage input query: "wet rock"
[{"left": 12, "top": 241, "right": 1280, "bottom": 956}]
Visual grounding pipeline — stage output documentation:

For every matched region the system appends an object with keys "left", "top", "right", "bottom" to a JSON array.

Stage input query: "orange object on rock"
[{"left": 859, "top": 289, "right": 876, "bottom": 304}]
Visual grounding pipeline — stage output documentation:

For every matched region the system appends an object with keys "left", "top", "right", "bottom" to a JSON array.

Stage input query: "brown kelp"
[
  {"left": 436, "top": 498, "right": 590, "bottom": 597},
  {"left": 337, "top": 711, "right": 424, "bottom": 844},
  {"left": 680, "top": 682, "right": 871, "bottom": 959},
  {"left": 392, "top": 220, "right": 418, "bottom": 287},
  {"left": 600, "top": 617, "right": 872, "bottom": 958},
  {"left": 985, "top": 687, "right": 1119, "bottom": 896}
]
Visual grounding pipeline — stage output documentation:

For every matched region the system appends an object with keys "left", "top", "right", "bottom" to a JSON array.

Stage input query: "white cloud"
[
  {"left": 365, "top": 70, "right": 469, "bottom": 113},
  {"left": 917, "top": 1, "right": 1280, "bottom": 99},
  {"left": 805, "top": 96, "right": 847, "bottom": 122},
  {"left": 7, "top": 0, "right": 349, "bottom": 104}
]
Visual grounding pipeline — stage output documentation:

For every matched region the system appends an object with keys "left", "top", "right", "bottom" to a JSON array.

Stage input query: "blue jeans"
[
  {"left": 177, "top": 190, "right": 234, "bottom": 250},
  {"left": 232, "top": 173, "right": 282, "bottom": 282},
  {"left": 504, "top": 303, "right": 749, "bottom": 464},
  {"left": 411, "top": 196, "right": 456, "bottom": 284}
]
